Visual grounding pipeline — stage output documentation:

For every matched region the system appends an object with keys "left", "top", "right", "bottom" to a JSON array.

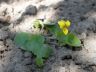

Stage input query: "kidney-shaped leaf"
[
  {"left": 66, "top": 33, "right": 81, "bottom": 46},
  {"left": 14, "top": 32, "right": 52, "bottom": 67}
]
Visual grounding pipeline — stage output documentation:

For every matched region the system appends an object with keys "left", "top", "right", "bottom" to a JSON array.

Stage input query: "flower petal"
[
  {"left": 65, "top": 20, "right": 71, "bottom": 27},
  {"left": 63, "top": 28, "right": 68, "bottom": 35},
  {"left": 58, "top": 20, "right": 65, "bottom": 29}
]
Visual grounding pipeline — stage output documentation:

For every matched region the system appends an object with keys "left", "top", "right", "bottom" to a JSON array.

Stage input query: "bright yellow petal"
[
  {"left": 65, "top": 20, "right": 71, "bottom": 27},
  {"left": 58, "top": 20, "right": 66, "bottom": 29},
  {"left": 63, "top": 28, "right": 68, "bottom": 35}
]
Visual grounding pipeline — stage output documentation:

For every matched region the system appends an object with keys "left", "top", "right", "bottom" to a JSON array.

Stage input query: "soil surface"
[{"left": 0, "top": 0, "right": 96, "bottom": 72}]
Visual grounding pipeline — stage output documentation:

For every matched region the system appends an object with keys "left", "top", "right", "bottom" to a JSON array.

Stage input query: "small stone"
[
  {"left": 78, "top": 32, "right": 87, "bottom": 39},
  {"left": 24, "top": 5, "right": 37, "bottom": 15}
]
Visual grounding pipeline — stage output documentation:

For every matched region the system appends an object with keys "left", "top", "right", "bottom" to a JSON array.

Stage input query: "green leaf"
[
  {"left": 65, "top": 33, "right": 81, "bottom": 46},
  {"left": 24, "top": 34, "right": 44, "bottom": 53},
  {"left": 35, "top": 45, "right": 52, "bottom": 67},
  {"left": 38, "top": 45, "right": 52, "bottom": 58},
  {"left": 33, "top": 19, "right": 44, "bottom": 29},
  {"left": 14, "top": 32, "right": 29, "bottom": 47},
  {"left": 14, "top": 32, "right": 52, "bottom": 67},
  {"left": 35, "top": 57, "right": 44, "bottom": 67}
]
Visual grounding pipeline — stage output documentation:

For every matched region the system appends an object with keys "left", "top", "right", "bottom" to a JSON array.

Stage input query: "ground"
[{"left": 0, "top": 0, "right": 96, "bottom": 72}]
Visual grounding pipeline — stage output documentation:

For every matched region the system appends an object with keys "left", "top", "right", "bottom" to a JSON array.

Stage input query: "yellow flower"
[
  {"left": 65, "top": 20, "right": 71, "bottom": 27},
  {"left": 58, "top": 20, "right": 71, "bottom": 35},
  {"left": 58, "top": 20, "right": 66, "bottom": 29},
  {"left": 63, "top": 28, "right": 68, "bottom": 35}
]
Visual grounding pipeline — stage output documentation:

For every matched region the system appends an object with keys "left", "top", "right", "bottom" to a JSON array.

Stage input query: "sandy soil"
[{"left": 0, "top": 0, "right": 96, "bottom": 72}]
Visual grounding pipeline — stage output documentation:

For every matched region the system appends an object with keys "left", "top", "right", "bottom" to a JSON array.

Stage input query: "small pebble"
[{"left": 23, "top": 5, "right": 37, "bottom": 15}]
